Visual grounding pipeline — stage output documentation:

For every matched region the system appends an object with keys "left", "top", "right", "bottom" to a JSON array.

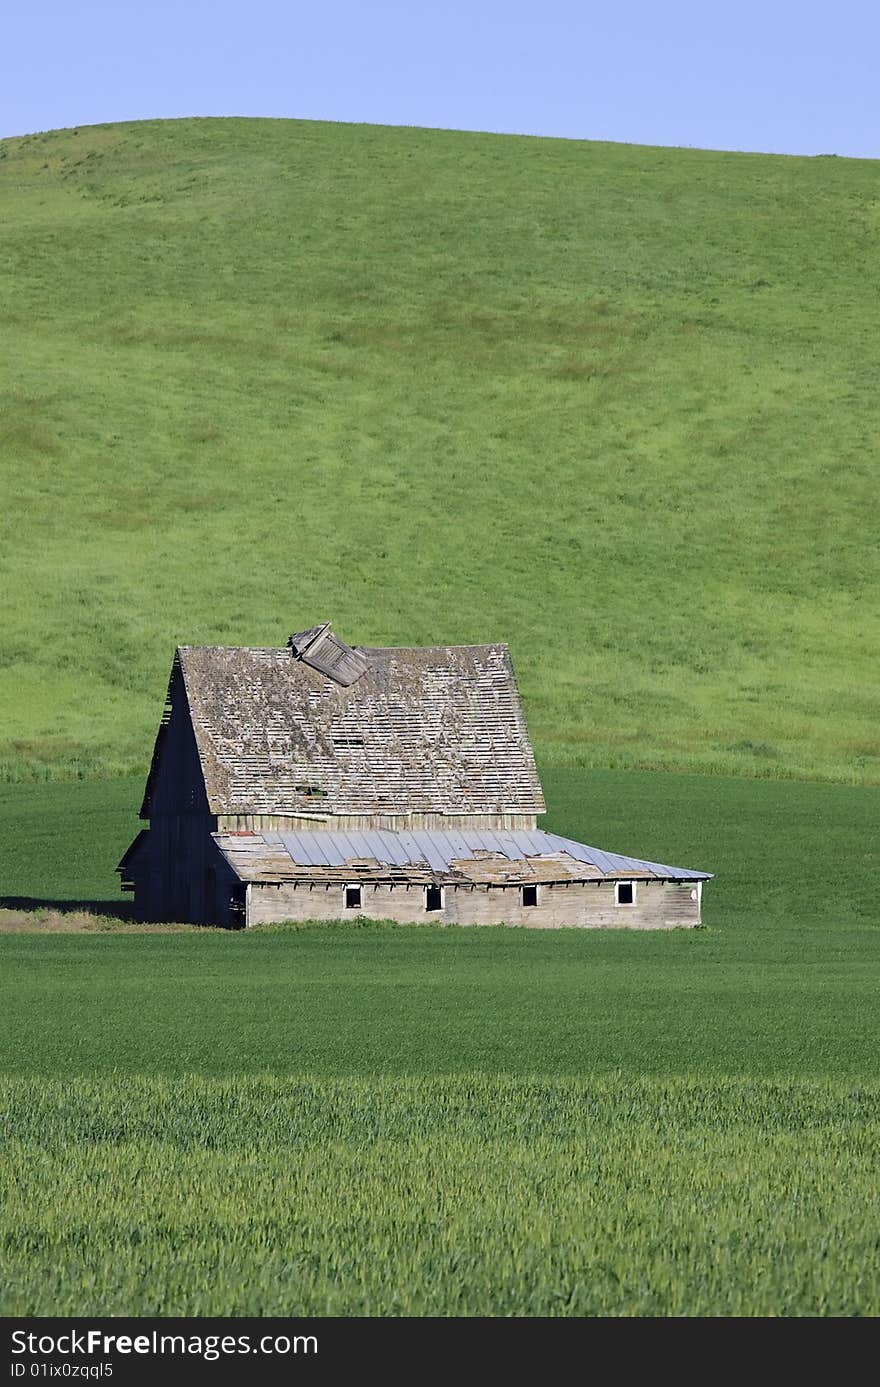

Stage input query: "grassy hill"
[{"left": 1, "top": 117, "right": 878, "bottom": 784}]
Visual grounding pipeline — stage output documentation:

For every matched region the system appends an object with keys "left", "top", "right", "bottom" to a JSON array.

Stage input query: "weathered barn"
[{"left": 118, "top": 622, "right": 711, "bottom": 928}]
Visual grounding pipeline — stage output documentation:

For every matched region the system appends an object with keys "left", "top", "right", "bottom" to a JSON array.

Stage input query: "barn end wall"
[
  {"left": 130, "top": 831, "right": 239, "bottom": 925},
  {"left": 138, "top": 672, "right": 228, "bottom": 924},
  {"left": 246, "top": 879, "right": 703, "bottom": 929}
]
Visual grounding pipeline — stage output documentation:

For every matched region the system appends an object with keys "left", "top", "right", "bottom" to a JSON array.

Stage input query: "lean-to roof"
[{"left": 214, "top": 827, "right": 712, "bottom": 886}]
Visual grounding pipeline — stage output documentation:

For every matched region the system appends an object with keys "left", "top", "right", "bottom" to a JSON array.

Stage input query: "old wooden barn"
[{"left": 118, "top": 622, "right": 711, "bottom": 928}]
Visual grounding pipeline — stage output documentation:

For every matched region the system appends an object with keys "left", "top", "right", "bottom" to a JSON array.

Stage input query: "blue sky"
[{"left": 3, "top": 1, "right": 877, "bottom": 157}]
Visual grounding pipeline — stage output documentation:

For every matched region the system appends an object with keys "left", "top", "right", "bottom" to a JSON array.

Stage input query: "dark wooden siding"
[{"left": 138, "top": 678, "right": 223, "bottom": 923}]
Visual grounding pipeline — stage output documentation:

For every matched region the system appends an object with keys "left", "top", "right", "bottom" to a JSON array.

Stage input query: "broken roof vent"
[{"left": 287, "top": 622, "right": 371, "bottom": 687}]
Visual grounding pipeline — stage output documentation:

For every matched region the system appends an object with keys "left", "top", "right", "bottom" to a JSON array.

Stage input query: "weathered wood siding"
[
  {"left": 246, "top": 879, "right": 703, "bottom": 930},
  {"left": 217, "top": 812, "right": 539, "bottom": 832}
]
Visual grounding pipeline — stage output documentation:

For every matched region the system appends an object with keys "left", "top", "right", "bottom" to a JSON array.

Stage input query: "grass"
[
  {"left": 1, "top": 118, "right": 879, "bottom": 784},
  {"left": 0, "top": 910, "right": 188, "bottom": 932},
  {"left": 2, "top": 919, "right": 878, "bottom": 1079},
  {"left": 0, "top": 775, "right": 141, "bottom": 907},
  {"left": 2, "top": 1075, "right": 878, "bottom": 1316},
  {"left": 1, "top": 768, "right": 878, "bottom": 1313}
]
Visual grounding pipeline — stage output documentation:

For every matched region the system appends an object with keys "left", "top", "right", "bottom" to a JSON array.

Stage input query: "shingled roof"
[{"left": 146, "top": 629, "right": 546, "bottom": 818}]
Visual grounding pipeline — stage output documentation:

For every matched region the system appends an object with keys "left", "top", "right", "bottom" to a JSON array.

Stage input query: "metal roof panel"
[{"left": 220, "top": 827, "right": 711, "bottom": 880}]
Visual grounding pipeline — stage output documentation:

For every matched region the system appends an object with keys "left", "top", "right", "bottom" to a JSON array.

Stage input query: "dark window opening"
[
  {"left": 521, "top": 885, "right": 538, "bottom": 908},
  {"left": 203, "top": 866, "right": 216, "bottom": 925},
  {"left": 345, "top": 885, "right": 362, "bottom": 910},
  {"left": 228, "top": 883, "right": 247, "bottom": 929},
  {"left": 333, "top": 736, "right": 365, "bottom": 748},
  {"left": 295, "top": 784, "right": 326, "bottom": 799},
  {"left": 616, "top": 881, "right": 634, "bottom": 906},
  {"left": 425, "top": 885, "right": 443, "bottom": 912}
]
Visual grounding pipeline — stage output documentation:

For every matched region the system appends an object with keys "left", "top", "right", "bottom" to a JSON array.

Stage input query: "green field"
[
  {"left": 2, "top": 117, "right": 879, "bottom": 785},
  {"left": 1, "top": 769, "right": 878, "bottom": 1077},
  {"left": 2, "top": 116, "right": 879, "bottom": 1316},
  {"left": 2, "top": 768, "right": 878, "bottom": 1314},
  {"left": 3, "top": 1074, "right": 877, "bottom": 1316}
]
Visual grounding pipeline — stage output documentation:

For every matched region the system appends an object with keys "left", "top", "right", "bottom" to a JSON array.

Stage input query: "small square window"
[
  {"left": 345, "top": 885, "right": 362, "bottom": 910},
  {"left": 521, "top": 885, "right": 538, "bottom": 907},
  {"left": 425, "top": 885, "right": 443, "bottom": 912},
  {"left": 615, "top": 881, "right": 635, "bottom": 906}
]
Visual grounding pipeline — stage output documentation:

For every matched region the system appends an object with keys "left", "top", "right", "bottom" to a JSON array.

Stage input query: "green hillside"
[{"left": 1, "top": 117, "right": 878, "bottom": 784}]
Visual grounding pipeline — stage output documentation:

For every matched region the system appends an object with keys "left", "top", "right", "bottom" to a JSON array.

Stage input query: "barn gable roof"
[{"left": 146, "top": 629, "right": 546, "bottom": 818}]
